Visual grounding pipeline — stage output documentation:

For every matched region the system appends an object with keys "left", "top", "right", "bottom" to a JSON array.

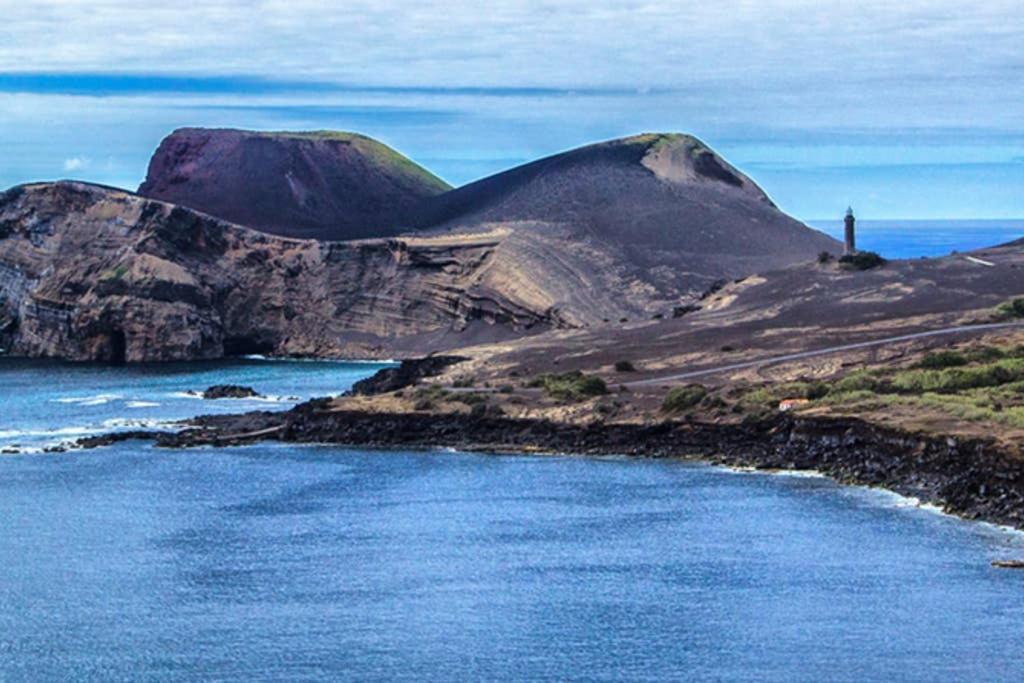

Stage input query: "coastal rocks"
[
  {"left": 112, "top": 405, "right": 1024, "bottom": 531},
  {"left": 349, "top": 355, "right": 466, "bottom": 395},
  {"left": 199, "top": 385, "right": 260, "bottom": 399}
]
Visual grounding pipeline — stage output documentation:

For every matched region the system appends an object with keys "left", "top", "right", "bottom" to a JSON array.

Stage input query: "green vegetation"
[
  {"left": 529, "top": 371, "right": 609, "bottom": 401},
  {"left": 662, "top": 384, "right": 707, "bottom": 412},
  {"left": 739, "top": 343, "right": 1024, "bottom": 429},
  {"left": 996, "top": 298, "right": 1024, "bottom": 320},
  {"left": 738, "top": 380, "right": 831, "bottom": 411},
  {"left": 888, "top": 358, "right": 1024, "bottom": 394},
  {"left": 838, "top": 251, "right": 886, "bottom": 271},
  {"left": 914, "top": 350, "right": 967, "bottom": 369},
  {"left": 99, "top": 265, "right": 128, "bottom": 281},
  {"left": 263, "top": 130, "right": 451, "bottom": 192}
]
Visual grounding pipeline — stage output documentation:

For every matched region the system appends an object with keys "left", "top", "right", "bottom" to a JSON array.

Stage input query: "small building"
[
  {"left": 844, "top": 207, "right": 856, "bottom": 255},
  {"left": 778, "top": 398, "right": 810, "bottom": 412}
]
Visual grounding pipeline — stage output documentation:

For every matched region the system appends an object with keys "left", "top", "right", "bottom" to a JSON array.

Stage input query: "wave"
[
  {"left": 126, "top": 401, "right": 161, "bottom": 408},
  {"left": 169, "top": 391, "right": 301, "bottom": 403},
  {"left": 241, "top": 354, "right": 397, "bottom": 365},
  {"left": 52, "top": 393, "right": 124, "bottom": 405}
]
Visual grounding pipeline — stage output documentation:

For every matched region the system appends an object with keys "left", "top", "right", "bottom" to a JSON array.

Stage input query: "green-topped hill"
[{"left": 139, "top": 127, "right": 450, "bottom": 240}]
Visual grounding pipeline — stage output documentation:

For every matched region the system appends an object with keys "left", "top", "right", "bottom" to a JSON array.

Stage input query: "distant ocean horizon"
[{"left": 809, "top": 219, "right": 1024, "bottom": 260}]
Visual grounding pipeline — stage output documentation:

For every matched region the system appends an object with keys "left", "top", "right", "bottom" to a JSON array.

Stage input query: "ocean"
[
  {"left": 809, "top": 219, "right": 1024, "bottom": 259},
  {"left": 3, "top": 222, "right": 1024, "bottom": 680}
]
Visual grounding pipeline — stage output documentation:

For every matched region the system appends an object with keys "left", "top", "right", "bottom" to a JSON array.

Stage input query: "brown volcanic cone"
[{"left": 138, "top": 128, "right": 451, "bottom": 240}]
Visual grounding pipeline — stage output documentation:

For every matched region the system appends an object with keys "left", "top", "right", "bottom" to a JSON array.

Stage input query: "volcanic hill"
[
  {"left": 1, "top": 132, "right": 843, "bottom": 361},
  {"left": 138, "top": 128, "right": 451, "bottom": 240}
]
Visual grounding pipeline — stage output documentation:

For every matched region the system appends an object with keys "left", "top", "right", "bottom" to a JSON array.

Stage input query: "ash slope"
[
  {"left": 139, "top": 128, "right": 451, "bottom": 241},
  {"left": 418, "top": 133, "right": 839, "bottom": 297}
]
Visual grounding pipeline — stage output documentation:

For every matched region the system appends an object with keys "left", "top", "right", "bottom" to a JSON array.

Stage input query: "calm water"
[
  {"left": 2, "top": 360, "right": 1024, "bottom": 680},
  {"left": 3, "top": 444, "right": 1024, "bottom": 681},
  {"left": 810, "top": 219, "right": 1024, "bottom": 259}
]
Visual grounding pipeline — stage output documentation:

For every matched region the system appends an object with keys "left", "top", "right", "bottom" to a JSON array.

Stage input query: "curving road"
[{"left": 624, "top": 320, "right": 1024, "bottom": 388}]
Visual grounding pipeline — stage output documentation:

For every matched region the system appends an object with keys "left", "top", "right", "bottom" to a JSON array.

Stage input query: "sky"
[{"left": 1, "top": 0, "right": 1022, "bottom": 220}]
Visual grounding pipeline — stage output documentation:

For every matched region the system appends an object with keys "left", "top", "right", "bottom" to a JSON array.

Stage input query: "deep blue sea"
[
  {"left": 810, "top": 219, "right": 1024, "bottom": 259},
  {"left": 4, "top": 223, "right": 1024, "bottom": 681}
]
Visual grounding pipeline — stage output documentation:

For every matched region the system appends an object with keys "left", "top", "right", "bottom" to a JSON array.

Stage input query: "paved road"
[{"left": 624, "top": 320, "right": 1024, "bottom": 388}]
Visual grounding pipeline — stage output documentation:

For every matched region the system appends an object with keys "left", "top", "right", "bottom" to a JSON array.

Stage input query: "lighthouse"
[{"left": 844, "top": 207, "right": 856, "bottom": 255}]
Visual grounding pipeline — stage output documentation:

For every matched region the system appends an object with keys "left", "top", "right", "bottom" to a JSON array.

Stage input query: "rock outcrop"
[
  {"left": 138, "top": 128, "right": 451, "bottom": 240},
  {"left": 200, "top": 385, "right": 260, "bottom": 399},
  {"left": 0, "top": 183, "right": 566, "bottom": 361}
]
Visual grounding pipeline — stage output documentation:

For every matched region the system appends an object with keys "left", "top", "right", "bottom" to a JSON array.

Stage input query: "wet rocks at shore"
[
  {"left": 196, "top": 384, "right": 261, "bottom": 399},
  {"left": 349, "top": 356, "right": 466, "bottom": 395}
]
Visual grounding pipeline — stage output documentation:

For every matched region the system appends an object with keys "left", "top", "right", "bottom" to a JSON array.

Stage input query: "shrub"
[
  {"left": 614, "top": 360, "right": 636, "bottom": 372},
  {"left": 833, "top": 370, "right": 882, "bottom": 393},
  {"left": 817, "top": 251, "right": 833, "bottom": 264},
  {"left": 413, "top": 398, "right": 434, "bottom": 411},
  {"left": 530, "top": 371, "right": 609, "bottom": 401},
  {"left": 662, "top": 384, "right": 707, "bottom": 412},
  {"left": 838, "top": 251, "right": 886, "bottom": 271},
  {"left": 965, "top": 346, "right": 1007, "bottom": 363},
  {"left": 451, "top": 392, "right": 488, "bottom": 407},
  {"left": 914, "top": 350, "right": 967, "bottom": 369},
  {"left": 890, "top": 358, "right": 1024, "bottom": 394},
  {"left": 497, "top": 384, "right": 514, "bottom": 394},
  {"left": 997, "top": 298, "right": 1024, "bottom": 319}
]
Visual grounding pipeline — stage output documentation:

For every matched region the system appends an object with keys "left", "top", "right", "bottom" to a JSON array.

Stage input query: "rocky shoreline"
[{"left": 77, "top": 399, "right": 1024, "bottom": 531}]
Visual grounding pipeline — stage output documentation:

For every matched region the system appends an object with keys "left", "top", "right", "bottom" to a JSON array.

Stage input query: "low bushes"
[
  {"left": 838, "top": 251, "right": 886, "bottom": 270},
  {"left": 997, "top": 298, "right": 1024, "bottom": 319},
  {"left": 529, "top": 371, "right": 608, "bottom": 400},
  {"left": 914, "top": 350, "right": 967, "bottom": 369},
  {"left": 889, "top": 358, "right": 1024, "bottom": 394},
  {"left": 662, "top": 384, "right": 707, "bottom": 412}
]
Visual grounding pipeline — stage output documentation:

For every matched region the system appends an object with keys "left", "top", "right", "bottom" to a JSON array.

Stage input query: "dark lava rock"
[
  {"left": 350, "top": 356, "right": 467, "bottom": 395},
  {"left": 202, "top": 384, "right": 260, "bottom": 399}
]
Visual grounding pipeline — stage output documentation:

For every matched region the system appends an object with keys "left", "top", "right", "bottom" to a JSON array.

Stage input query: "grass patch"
[
  {"left": 662, "top": 384, "right": 707, "bottom": 412},
  {"left": 529, "top": 371, "right": 608, "bottom": 401},
  {"left": 914, "top": 350, "right": 968, "bottom": 369},
  {"left": 996, "top": 298, "right": 1024, "bottom": 320},
  {"left": 99, "top": 265, "right": 128, "bottom": 281},
  {"left": 889, "top": 358, "right": 1024, "bottom": 394}
]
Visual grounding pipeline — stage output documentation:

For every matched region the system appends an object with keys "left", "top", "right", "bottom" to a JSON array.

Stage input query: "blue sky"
[{"left": 1, "top": 0, "right": 1022, "bottom": 220}]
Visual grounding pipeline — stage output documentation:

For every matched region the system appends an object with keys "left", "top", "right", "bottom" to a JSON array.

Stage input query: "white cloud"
[{"left": 63, "top": 157, "right": 87, "bottom": 172}]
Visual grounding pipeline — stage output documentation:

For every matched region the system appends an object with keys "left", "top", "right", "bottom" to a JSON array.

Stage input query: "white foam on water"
[
  {"left": 125, "top": 401, "right": 160, "bottom": 408},
  {"left": 101, "top": 417, "right": 175, "bottom": 431},
  {"left": 715, "top": 462, "right": 1024, "bottom": 542},
  {"left": 169, "top": 391, "right": 203, "bottom": 399},
  {"left": 52, "top": 393, "right": 123, "bottom": 405}
]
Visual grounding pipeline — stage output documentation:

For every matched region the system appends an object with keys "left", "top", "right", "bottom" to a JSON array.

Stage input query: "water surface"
[{"left": 2, "top": 444, "right": 1024, "bottom": 681}]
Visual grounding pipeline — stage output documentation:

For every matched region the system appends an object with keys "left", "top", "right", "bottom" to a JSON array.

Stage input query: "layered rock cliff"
[{"left": 0, "top": 183, "right": 562, "bottom": 361}]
